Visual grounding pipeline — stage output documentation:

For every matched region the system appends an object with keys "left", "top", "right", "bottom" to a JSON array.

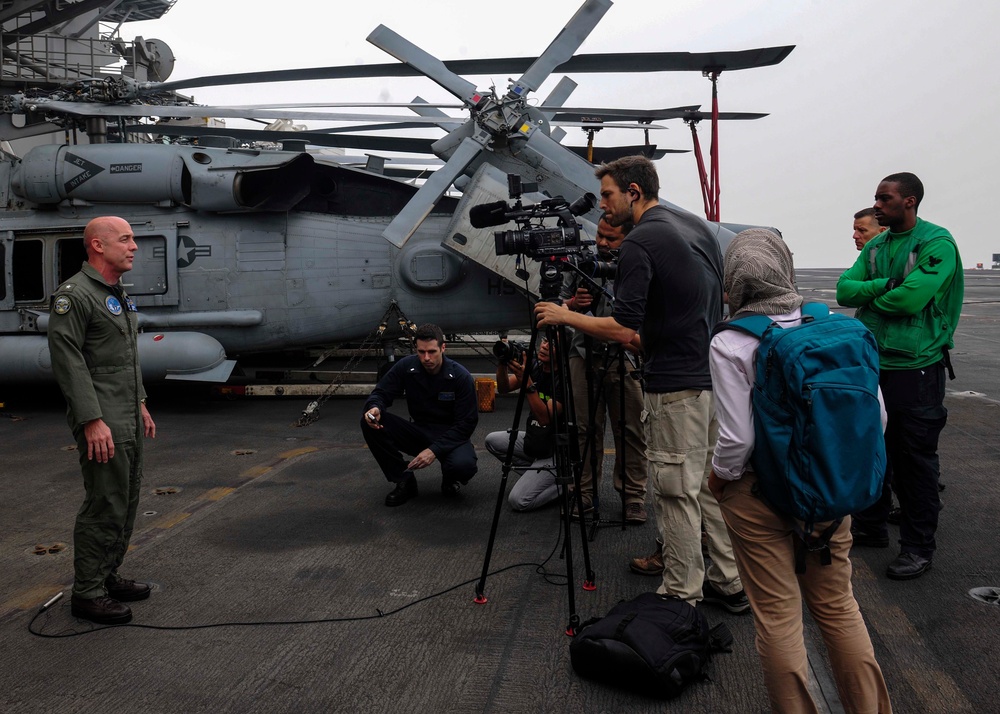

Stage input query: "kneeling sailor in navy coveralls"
[{"left": 362, "top": 323, "right": 478, "bottom": 506}]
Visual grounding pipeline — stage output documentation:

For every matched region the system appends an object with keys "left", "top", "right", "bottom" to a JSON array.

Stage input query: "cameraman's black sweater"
[{"left": 612, "top": 204, "right": 724, "bottom": 393}]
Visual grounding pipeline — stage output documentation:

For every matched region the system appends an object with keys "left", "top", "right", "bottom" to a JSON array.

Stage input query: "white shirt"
[{"left": 709, "top": 307, "right": 887, "bottom": 481}]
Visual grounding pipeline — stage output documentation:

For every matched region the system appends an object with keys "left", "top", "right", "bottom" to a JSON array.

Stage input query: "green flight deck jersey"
[
  {"left": 836, "top": 217, "right": 963, "bottom": 371},
  {"left": 47, "top": 262, "right": 146, "bottom": 440}
]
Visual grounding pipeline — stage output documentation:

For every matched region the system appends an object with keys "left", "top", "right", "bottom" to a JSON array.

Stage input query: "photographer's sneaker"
[{"left": 701, "top": 582, "right": 751, "bottom": 615}]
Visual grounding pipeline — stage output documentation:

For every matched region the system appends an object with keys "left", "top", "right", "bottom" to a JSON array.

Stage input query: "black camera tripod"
[
  {"left": 475, "top": 260, "right": 596, "bottom": 636},
  {"left": 575, "top": 333, "right": 640, "bottom": 541}
]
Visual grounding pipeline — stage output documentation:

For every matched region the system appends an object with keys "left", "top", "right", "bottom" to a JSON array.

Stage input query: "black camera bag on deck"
[{"left": 570, "top": 592, "right": 733, "bottom": 699}]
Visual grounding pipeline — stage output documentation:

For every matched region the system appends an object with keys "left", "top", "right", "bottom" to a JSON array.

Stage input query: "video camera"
[{"left": 470, "top": 174, "right": 597, "bottom": 260}]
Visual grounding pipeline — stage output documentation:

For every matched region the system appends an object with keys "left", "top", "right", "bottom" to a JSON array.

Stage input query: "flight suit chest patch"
[{"left": 105, "top": 296, "right": 123, "bottom": 315}]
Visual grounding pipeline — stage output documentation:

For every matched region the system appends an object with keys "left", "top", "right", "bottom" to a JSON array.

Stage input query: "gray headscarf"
[{"left": 724, "top": 228, "right": 803, "bottom": 318}]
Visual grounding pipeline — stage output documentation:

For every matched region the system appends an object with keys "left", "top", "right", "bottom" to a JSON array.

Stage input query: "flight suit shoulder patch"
[{"left": 53, "top": 295, "right": 72, "bottom": 315}]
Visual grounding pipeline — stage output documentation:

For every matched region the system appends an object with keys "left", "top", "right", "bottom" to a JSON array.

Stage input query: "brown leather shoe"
[
  {"left": 625, "top": 502, "right": 647, "bottom": 524},
  {"left": 105, "top": 574, "right": 151, "bottom": 602},
  {"left": 629, "top": 542, "right": 664, "bottom": 576},
  {"left": 71, "top": 595, "right": 132, "bottom": 624}
]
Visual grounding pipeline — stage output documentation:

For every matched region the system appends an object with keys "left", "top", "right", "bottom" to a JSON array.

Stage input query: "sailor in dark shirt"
[{"left": 362, "top": 324, "right": 478, "bottom": 506}]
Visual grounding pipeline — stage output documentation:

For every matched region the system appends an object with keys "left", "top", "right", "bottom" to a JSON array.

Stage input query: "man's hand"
[
  {"left": 708, "top": 470, "right": 728, "bottom": 502},
  {"left": 408, "top": 448, "right": 437, "bottom": 470},
  {"left": 84, "top": 418, "right": 114, "bottom": 463},
  {"left": 141, "top": 402, "right": 156, "bottom": 438},
  {"left": 534, "top": 301, "right": 570, "bottom": 327},
  {"left": 364, "top": 407, "right": 382, "bottom": 429},
  {"left": 507, "top": 351, "right": 527, "bottom": 381},
  {"left": 567, "top": 287, "right": 593, "bottom": 312}
]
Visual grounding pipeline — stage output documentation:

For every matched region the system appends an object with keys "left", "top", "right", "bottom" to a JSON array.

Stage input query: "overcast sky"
[{"left": 130, "top": 0, "right": 999, "bottom": 268}]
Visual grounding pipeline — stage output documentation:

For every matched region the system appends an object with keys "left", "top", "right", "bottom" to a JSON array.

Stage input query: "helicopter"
[{"left": 0, "top": 0, "right": 793, "bottom": 385}]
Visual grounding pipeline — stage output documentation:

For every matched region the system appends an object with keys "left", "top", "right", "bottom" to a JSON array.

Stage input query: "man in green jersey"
[{"left": 836, "top": 173, "right": 963, "bottom": 580}]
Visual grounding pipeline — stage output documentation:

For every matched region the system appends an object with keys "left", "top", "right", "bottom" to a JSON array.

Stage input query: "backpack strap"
[
  {"left": 613, "top": 612, "right": 637, "bottom": 640},
  {"left": 791, "top": 519, "right": 841, "bottom": 574},
  {"left": 716, "top": 302, "right": 829, "bottom": 339},
  {"left": 714, "top": 313, "right": 774, "bottom": 340},
  {"left": 800, "top": 302, "right": 830, "bottom": 322}
]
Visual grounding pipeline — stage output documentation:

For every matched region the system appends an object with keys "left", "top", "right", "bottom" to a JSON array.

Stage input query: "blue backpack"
[{"left": 718, "top": 303, "right": 885, "bottom": 570}]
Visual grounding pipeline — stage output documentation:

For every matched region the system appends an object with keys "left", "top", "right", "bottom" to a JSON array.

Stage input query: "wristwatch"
[{"left": 524, "top": 383, "right": 537, "bottom": 394}]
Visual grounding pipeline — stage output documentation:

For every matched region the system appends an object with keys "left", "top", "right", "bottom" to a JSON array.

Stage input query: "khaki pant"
[
  {"left": 569, "top": 354, "right": 647, "bottom": 508},
  {"left": 719, "top": 474, "right": 892, "bottom": 714},
  {"left": 643, "top": 389, "right": 740, "bottom": 604}
]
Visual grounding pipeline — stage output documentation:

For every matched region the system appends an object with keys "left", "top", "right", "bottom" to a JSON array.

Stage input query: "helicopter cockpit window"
[
  {"left": 12, "top": 239, "right": 44, "bottom": 303},
  {"left": 57, "top": 238, "right": 86, "bottom": 285}
]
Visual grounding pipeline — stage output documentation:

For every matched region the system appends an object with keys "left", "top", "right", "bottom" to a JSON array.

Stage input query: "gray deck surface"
[{"left": 1, "top": 269, "right": 998, "bottom": 713}]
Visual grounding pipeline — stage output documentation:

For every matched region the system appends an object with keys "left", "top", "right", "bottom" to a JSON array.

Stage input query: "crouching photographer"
[{"left": 485, "top": 336, "right": 564, "bottom": 511}]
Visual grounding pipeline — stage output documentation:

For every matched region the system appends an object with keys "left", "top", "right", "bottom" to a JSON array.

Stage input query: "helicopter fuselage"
[{"left": 0, "top": 144, "right": 530, "bottom": 383}]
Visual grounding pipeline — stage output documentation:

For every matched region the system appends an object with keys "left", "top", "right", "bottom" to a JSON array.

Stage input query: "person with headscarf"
[{"left": 707, "top": 229, "right": 892, "bottom": 714}]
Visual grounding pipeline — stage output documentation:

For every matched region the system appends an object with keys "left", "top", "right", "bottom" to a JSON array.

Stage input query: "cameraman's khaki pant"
[{"left": 643, "top": 389, "right": 741, "bottom": 604}]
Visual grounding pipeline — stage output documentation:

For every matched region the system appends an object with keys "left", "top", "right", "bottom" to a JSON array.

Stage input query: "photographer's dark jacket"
[
  {"left": 612, "top": 204, "right": 724, "bottom": 393},
  {"left": 365, "top": 354, "right": 478, "bottom": 458}
]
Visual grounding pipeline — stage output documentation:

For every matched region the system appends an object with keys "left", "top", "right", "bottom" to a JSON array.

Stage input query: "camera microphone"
[{"left": 470, "top": 201, "right": 511, "bottom": 229}]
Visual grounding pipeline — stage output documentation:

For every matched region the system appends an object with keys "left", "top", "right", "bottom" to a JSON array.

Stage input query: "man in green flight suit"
[
  {"left": 48, "top": 216, "right": 157, "bottom": 624},
  {"left": 837, "top": 173, "right": 963, "bottom": 581}
]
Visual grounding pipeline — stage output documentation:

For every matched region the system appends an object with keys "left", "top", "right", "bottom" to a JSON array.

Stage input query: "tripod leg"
[
  {"left": 549, "top": 324, "right": 597, "bottom": 604},
  {"left": 475, "top": 329, "right": 544, "bottom": 604},
  {"left": 616, "top": 349, "right": 629, "bottom": 531}
]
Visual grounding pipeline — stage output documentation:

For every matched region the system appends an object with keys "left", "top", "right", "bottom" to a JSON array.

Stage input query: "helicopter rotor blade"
[
  {"left": 511, "top": 0, "right": 611, "bottom": 96},
  {"left": 540, "top": 77, "right": 578, "bottom": 144},
  {"left": 410, "top": 96, "right": 463, "bottom": 133},
  {"left": 681, "top": 110, "right": 769, "bottom": 121},
  {"left": 554, "top": 121, "right": 669, "bottom": 130},
  {"left": 541, "top": 77, "right": 579, "bottom": 110},
  {"left": 26, "top": 99, "right": 460, "bottom": 125},
  {"left": 142, "top": 46, "right": 794, "bottom": 96},
  {"left": 564, "top": 144, "right": 687, "bottom": 163},
  {"left": 382, "top": 135, "right": 484, "bottom": 248},
  {"left": 127, "top": 124, "right": 437, "bottom": 153},
  {"left": 550, "top": 106, "right": 700, "bottom": 122},
  {"left": 367, "top": 25, "right": 480, "bottom": 106}
]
